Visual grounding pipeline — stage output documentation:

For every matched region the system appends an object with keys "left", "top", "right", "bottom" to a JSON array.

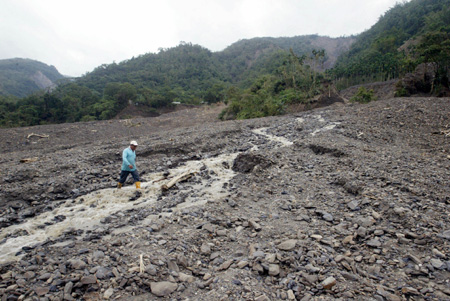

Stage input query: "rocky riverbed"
[{"left": 0, "top": 97, "right": 449, "bottom": 300}]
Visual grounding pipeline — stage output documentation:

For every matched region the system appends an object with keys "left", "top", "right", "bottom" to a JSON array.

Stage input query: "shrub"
[{"left": 351, "top": 87, "right": 376, "bottom": 103}]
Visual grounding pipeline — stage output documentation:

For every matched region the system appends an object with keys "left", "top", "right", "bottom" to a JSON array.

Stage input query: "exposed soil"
[{"left": 0, "top": 91, "right": 449, "bottom": 300}]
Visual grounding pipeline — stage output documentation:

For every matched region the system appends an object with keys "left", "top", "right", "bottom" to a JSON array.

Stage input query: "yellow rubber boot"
[
  {"left": 117, "top": 182, "right": 122, "bottom": 189},
  {"left": 135, "top": 181, "right": 141, "bottom": 189}
]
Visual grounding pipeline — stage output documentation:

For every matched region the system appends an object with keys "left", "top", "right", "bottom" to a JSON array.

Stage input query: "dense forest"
[
  {"left": 0, "top": 35, "right": 352, "bottom": 127},
  {"left": 332, "top": 0, "right": 450, "bottom": 91},
  {"left": 0, "top": 0, "right": 449, "bottom": 128}
]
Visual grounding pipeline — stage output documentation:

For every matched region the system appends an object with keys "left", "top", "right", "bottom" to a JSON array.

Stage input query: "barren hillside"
[{"left": 0, "top": 95, "right": 449, "bottom": 300}]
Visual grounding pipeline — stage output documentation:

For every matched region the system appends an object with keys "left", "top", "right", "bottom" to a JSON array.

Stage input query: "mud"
[{"left": 0, "top": 96, "right": 449, "bottom": 300}]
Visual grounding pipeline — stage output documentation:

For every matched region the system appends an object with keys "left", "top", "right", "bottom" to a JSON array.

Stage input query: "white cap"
[{"left": 130, "top": 140, "right": 138, "bottom": 146}]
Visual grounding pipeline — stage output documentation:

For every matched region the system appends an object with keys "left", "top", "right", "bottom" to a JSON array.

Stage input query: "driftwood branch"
[
  {"left": 152, "top": 177, "right": 167, "bottom": 184},
  {"left": 20, "top": 157, "right": 39, "bottom": 163},
  {"left": 443, "top": 129, "right": 450, "bottom": 137},
  {"left": 161, "top": 171, "right": 195, "bottom": 191},
  {"left": 27, "top": 133, "right": 49, "bottom": 139},
  {"left": 139, "top": 254, "right": 145, "bottom": 274}
]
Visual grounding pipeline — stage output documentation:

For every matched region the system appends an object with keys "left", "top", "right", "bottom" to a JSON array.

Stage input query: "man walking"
[{"left": 117, "top": 140, "right": 141, "bottom": 189}]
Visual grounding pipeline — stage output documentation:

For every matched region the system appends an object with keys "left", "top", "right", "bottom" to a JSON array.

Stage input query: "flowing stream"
[
  {"left": 297, "top": 115, "right": 341, "bottom": 136},
  {"left": 0, "top": 127, "right": 295, "bottom": 264}
]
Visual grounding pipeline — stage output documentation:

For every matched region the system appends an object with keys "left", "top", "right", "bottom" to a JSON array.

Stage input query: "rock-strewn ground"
[{"left": 0, "top": 97, "right": 449, "bottom": 300}]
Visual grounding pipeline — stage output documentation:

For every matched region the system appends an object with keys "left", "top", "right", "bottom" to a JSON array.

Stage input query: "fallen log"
[
  {"left": 161, "top": 171, "right": 195, "bottom": 191},
  {"left": 27, "top": 133, "right": 49, "bottom": 139},
  {"left": 20, "top": 157, "right": 39, "bottom": 163}
]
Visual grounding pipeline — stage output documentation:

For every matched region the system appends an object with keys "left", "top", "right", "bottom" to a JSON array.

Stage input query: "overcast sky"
[{"left": 1, "top": 0, "right": 405, "bottom": 77}]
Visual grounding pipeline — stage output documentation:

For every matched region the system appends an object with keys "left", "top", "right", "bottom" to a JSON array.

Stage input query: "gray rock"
[
  {"left": 254, "top": 294, "right": 270, "bottom": 301},
  {"left": 103, "top": 287, "right": 114, "bottom": 299},
  {"left": 407, "top": 254, "right": 422, "bottom": 265},
  {"left": 150, "top": 281, "right": 178, "bottom": 297},
  {"left": 402, "top": 286, "right": 419, "bottom": 295},
  {"left": 348, "top": 200, "right": 360, "bottom": 211},
  {"left": 200, "top": 243, "right": 212, "bottom": 255},
  {"left": 95, "top": 267, "right": 111, "bottom": 279},
  {"left": 202, "top": 223, "right": 215, "bottom": 233},
  {"left": 210, "top": 251, "right": 221, "bottom": 260},
  {"left": 217, "top": 229, "right": 227, "bottom": 236},
  {"left": 341, "top": 272, "right": 359, "bottom": 281},
  {"left": 68, "top": 259, "right": 86, "bottom": 270},
  {"left": 321, "top": 276, "right": 337, "bottom": 289},
  {"left": 305, "top": 264, "right": 320, "bottom": 273},
  {"left": 374, "top": 229, "right": 384, "bottom": 236},
  {"left": 268, "top": 264, "right": 280, "bottom": 276},
  {"left": 35, "top": 286, "right": 49, "bottom": 296},
  {"left": 367, "top": 238, "right": 382, "bottom": 248},
  {"left": 227, "top": 199, "right": 237, "bottom": 207},
  {"left": 322, "top": 213, "right": 334, "bottom": 222},
  {"left": 218, "top": 259, "right": 233, "bottom": 271},
  {"left": 278, "top": 239, "right": 297, "bottom": 251},
  {"left": 252, "top": 250, "right": 265, "bottom": 258},
  {"left": 92, "top": 250, "right": 105, "bottom": 261},
  {"left": 302, "top": 273, "right": 318, "bottom": 284},
  {"left": 439, "top": 230, "right": 450, "bottom": 240},
  {"left": 177, "top": 254, "right": 188, "bottom": 267},
  {"left": 145, "top": 264, "right": 158, "bottom": 276},
  {"left": 16, "top": 278, "right": 26, "bottom": 287},
  {"left": 80, "top": 275, "right": 97, "bottom": 285},
  {"left": 64, "top": 281, "right": 73, "bottom": 295},
  {"left": 355, "top": 216, "right": 376, "bottom": 227},
  {"left": 357, "top": 226, "right": 367, "bottom": 238},
  {"left": 377, "top": 287, "right": 401, "bottom": 301},
  {"left": 432, "top": 248, "right": 445, "bottom": 258},
  {"left": 178, "top": 272, "right": 195, "bottom": 283},
  {"left": 168, "top": 260, "right": 180, "bottom": 272},
  {"left": 24, "top": 271, "right": 35, "bottom": 279},
  {"left": 38, "top": 272, "right": 52, "bottom": 280},
  {"left": 249, "top": 219, "right": 262, "bottom": 231},
  {"left": 430, "top": 258, "right": 444, "bottom": 269}
]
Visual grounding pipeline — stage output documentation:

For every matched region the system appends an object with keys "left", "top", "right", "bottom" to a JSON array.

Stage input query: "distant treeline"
[{"left": 0, "top": 45, "right": 328, "bottom": 126}]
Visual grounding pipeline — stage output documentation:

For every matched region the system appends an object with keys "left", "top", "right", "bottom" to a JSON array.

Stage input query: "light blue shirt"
[{"left": 121, "top": 147, "right": 136, "bottom": 171}]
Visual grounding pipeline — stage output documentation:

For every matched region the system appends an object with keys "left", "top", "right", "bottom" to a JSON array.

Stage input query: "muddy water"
[
  {"left": 296, "top": 115, "right": 340, "bottom": 136},
  {"left": 0, "top": 127, "right": 295, "bottom": 264},
  {"left": 0, "top": 153, "right": 239, "bottom": 264},
  {"left": 252, "top": 127, "right": 294, "bottom": 147}
]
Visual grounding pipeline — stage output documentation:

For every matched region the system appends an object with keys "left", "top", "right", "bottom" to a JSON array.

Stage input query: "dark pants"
[{"left": 119, "top": 170, "right": 140, "bottom": 184}]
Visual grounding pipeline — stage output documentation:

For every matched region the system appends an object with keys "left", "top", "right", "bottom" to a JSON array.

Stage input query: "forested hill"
[
  {"left": 0, "top": 35, "right": 355, "bottom": 127},
  {"left": 77, "top": 35, "right": 354, "bottom": 97},
  {"left": 77, "top": 43, "right": 230, "bottom": 101},
  {"left": 332, "top": 0, "right": 450, "bottom": 89},
  {"left": 218, "top": 35, "right": 355, "bottom": 83},
  {"left": 0, "top": 58, "right": 65, "bottom": 98},
  {"left": 1, "top": 0, "right": 448, "bottom": 127}
]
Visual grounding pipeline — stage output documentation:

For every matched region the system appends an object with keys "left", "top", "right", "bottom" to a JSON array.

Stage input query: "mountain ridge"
[{"left": 0, "top": 58, "right": 65, "bottom": 97}]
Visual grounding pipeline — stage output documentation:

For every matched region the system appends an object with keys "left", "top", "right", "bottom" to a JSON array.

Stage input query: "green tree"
[
  {"left": 416, "top": 31, "right": 450, "bottom": 92},
  {"left": 104, "top": 82, "right": 137, "bottom": 109},
  {"left": 351, "top": 87, "right": 377, "bottom": 103},
  {"left": 204, "top": 83, "right": 226, "bottom": 104}
]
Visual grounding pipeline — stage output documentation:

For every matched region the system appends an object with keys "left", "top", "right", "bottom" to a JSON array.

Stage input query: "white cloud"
[{"left": 0, "top": 0, "right": 405, "bottom": 76}]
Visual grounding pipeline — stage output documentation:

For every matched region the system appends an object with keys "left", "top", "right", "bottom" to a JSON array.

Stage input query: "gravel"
[{"left": 0, "top": 97, "right": 449, "bottom": 300}]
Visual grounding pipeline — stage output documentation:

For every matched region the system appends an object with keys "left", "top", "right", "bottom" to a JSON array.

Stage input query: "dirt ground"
[{"left": 0, "top": 88, "right": 449, "bottom": 300}]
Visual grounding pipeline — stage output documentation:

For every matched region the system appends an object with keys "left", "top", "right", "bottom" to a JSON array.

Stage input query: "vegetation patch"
[{"left": 351, "top": 87, "right": 377, "bottom": 103}]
